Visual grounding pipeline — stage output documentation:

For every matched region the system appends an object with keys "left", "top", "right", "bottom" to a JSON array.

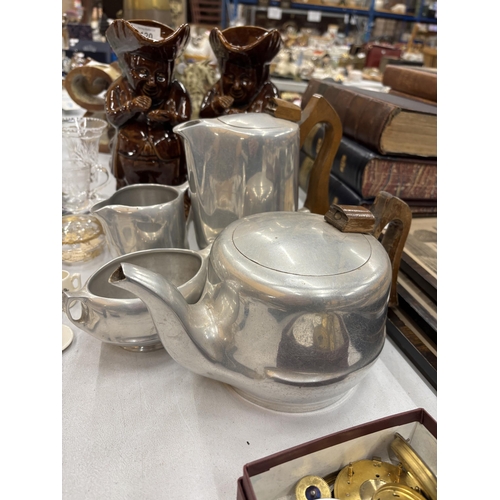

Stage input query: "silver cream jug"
[
  {"left": 173, "top": 95, "right": 342, "bottom": 248},
  {"left": 90, "top": 182, "right": 189, "bottom": 257}
]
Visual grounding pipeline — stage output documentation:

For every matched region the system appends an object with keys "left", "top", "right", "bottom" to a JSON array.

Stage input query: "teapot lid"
[
  {"left": 217, "top": 113, "right": 297, "bottom": 130},
  {"left": 230, "top": 212, "right": 371, "bottom": 276}
]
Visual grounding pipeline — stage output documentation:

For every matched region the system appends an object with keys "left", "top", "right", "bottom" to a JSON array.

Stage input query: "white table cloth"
[{"left": 62, "top": 151, "right": 437, "bottom": 500}]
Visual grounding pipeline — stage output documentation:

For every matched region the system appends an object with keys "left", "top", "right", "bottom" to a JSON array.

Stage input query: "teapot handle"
[
  {"left": 62, "top": 289, "right": 92, "bottom": 325},
  {"left": 266, "top": 94, "right": 342, "bottom": 215},
  {"left": 324, "top": 192, "right": 412, "bottom": 307}
]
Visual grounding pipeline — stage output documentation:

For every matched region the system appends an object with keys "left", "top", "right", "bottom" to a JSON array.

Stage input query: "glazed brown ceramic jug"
[
  {"left": 199, "top": 26, "right": 282, "bottom": 118},
  {"left": 105, "top": 19, "right": 191, "bottom": 189}
]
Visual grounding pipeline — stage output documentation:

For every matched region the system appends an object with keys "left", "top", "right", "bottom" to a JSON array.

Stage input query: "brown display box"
[
  {"left": 238, "top": 408, "right": 436, "bottom": 500},
  {"left": 237, "top": 477, "right": 249, "bottom": 500}
]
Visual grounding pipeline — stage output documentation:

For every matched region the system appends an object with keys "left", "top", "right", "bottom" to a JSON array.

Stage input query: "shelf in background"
[
  {"left": 230, "top": 0, "right": 437, "bottom": 41},
  {"left": 233, "top": 0, "right": 438, "bottom": 22},
  {"left": 288, "top": 1, "right": 372, "bottom": 16}
]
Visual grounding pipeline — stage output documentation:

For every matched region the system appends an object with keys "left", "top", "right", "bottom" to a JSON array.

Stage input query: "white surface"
[
  {"left": 62, "top": 88, "right": 81, "bottom": 111},
  {"left": 62, "top": 150, "right": 437, "bottom": 500},
  {"left": 62, "top": 313, "right": 436, "bottom": 499}
]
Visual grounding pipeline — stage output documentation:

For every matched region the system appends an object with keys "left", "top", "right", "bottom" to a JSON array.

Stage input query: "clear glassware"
[
  {"left": 62, "top": 117, "right": 109, "bottom": 263},
  {"left": 62, "top": 214, "right": 106, "bottom": 264},
  {"left": 62, "top": 116, "right": 109, "bottom": 207}
]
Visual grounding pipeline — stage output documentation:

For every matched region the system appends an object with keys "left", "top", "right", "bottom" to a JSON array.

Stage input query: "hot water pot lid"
[
  {"left": 231, "top": 212, "right": 372, "bottom": 276},
  {"left": 217, "top": 113, "right": 297, "bottom": 130}
]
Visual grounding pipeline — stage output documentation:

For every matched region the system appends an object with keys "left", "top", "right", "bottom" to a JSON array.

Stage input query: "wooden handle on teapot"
[
  {"left": 370, "top": 193, "right": 412, "bottom": 306},
  {"left": 265, "top": 94, "right": 342, "bottom": 215},
  {"left": 325, "top": 192, "right": 412, "bottom": 307},
  {"left": 265, "top": 97, "right": 302, "bottom": 121}
]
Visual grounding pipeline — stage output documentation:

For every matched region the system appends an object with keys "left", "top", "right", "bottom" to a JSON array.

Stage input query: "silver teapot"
[{"left": 109, "top": 193, "right": 411, "bottom": 412}]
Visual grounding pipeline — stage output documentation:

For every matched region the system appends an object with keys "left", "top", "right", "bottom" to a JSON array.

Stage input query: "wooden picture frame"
[
  {"left": 388, "top": 217, "right": 437, "bottom": 388},
  {"left": 399, "top": 217, "right": 437, "bottom": 302},
  {"left": 386, "top": 307, "right": 437, "bottom": 390}
]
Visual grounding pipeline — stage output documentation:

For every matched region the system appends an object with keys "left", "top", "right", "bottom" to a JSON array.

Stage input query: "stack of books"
[
  {"left": 300, "top": 76, "right": 437, "bottom": 216},
  {"left": 383, "top": 65, "right": 437, "bottom": 105}
]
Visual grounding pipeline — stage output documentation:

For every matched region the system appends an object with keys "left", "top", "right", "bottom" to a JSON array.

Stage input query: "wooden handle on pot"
[
  {"left": 298, "top": 94, "right": 343, "bottom": 215},
  {"left": 266, "top": 94, "right": 343, "bottom": 215},
  {"left": 265, "top": 97, "right": 302, "bottom": 122},
  {"left": 324, "top": 192, "right": 412, "bottom": 307},
  {"left": 369, "top": 192, "right": 412, "bottom": 306}
]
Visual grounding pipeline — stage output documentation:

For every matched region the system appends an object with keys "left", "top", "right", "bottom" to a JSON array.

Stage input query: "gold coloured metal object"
[
  {"left": 333, "top": 458, "right": 411, "bottom": 500},
  {"left": 62, "top": 215, "right": 105, "bottom": 263},
  {"left": 390, "top": 433, "right": 437, "bottom": 500},
  {"left": 295, "top": 475, "right": 331, "bottom": 499},
  {"left": 322, "top": 469, "right": 341, "bottom": 490},
  {"left": 373, "top": 483, "right": 427, "bottom": 500}
]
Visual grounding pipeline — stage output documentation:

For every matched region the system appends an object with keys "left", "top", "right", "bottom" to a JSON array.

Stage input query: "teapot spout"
[{"left": 109, "top": 263, "right": 237, "bottom": 379}]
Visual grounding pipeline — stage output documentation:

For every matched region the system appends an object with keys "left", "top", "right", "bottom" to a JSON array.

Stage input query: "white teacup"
[{"left": 62, "top": 270, "right": 81, "bottom": 292}]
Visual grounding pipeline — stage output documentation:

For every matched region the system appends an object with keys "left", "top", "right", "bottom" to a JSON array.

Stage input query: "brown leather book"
[
  {"left": 383, "top": 65, "right": 437, "bottom": 103},
  {"left": 330, "top": 136, "right": 437, "bottom": 200},
  {"left": 328, "top": 171, "right": 437, "bottom": 217},
  {"left": 301, "top": 79, "right": 437, "bottom": 157},
  {"left": 389, "top": 89, "right": 437, "bottom": 106}
]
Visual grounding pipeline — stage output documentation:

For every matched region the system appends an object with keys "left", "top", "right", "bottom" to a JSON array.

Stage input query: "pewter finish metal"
[
  {"left": 230, "top": 212, "right": 373, "bottom": 275},
  {"left": 90, "top": 182, "right": 189, "bottom": 257},
  {"left": 173, "top": 114, "right": 299, "bottom": 249},
  {"left": 109, "top": 212, "right": 392, "bottom": 410},
  {"left": 62, "top": 248, "right": 209, "bottom": 351}
]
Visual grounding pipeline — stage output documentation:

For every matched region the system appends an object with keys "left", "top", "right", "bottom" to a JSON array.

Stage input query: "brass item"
[
  {"left": 322, "top": 469, "right": 340, "bottom": 489},
  {"left": 333, "top": 458, "right": 411, "bottom": 500},
  {"left": 373, "top": 483, "right": 427, "bottom": 500},
  {"left": 295, "top": 475, "right": 331, "bottom": 499},
  {"left": 339, "top": 154, "right": 347, "bottom": 173},
  {"left": 390, "top": 433, "right": 437, "bottom": 500},
  {"left": 62, "top": 215, "right": 106, "bottom": 263}
]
